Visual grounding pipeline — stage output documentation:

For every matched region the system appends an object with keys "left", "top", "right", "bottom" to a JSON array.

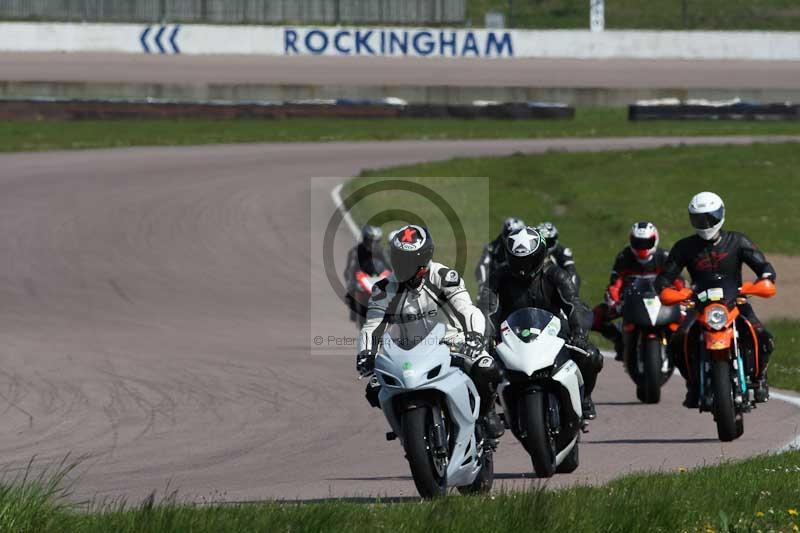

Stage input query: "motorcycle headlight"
[{"left": 705, "top": 307, "right": 728, "bottom": 331}]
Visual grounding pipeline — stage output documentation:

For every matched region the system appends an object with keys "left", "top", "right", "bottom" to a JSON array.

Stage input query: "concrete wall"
[{"left": 0, "top": 23, "right": 799, "bottom": 60}]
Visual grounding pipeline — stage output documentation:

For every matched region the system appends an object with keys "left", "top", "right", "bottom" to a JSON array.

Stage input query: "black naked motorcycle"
[{"left": 621, "top": 277, "right": 680, "bottom": 404}]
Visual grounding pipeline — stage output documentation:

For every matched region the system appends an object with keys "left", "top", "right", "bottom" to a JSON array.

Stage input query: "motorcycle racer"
[
  {"left": 536, "top": 221, "right": 580, "bottom": 291},
  {"left": 343, "top": 225, "right": 390, "bottom": 323},
  {"left": 475, "top": 217, "right": 525, "bottom": 299},
  {"left": 356, "top": 224, "right": 505, "bottom": 439},
  {"left": 479, "top": 226, "right": 603, "bottom": 419},
  {"left": 655, "top": 192, "right": 777, "bottom": 407},
  {"left": 593, "top": 222, "right": 684, "bottom": 361}
]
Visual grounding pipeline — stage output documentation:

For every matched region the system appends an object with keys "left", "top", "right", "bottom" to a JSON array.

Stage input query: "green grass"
[
  {"left": 468, "top": 0, "right": 800, "bottom": 30},
  {"left": 2, "top": 109, "right": 800, "bottom": 152},
  {"left": 769, "top": 320, "right": 800, "bottom": 392},
  {"left": 350, "top": 142, "right": 800, "bottom": 391},
  {"left": 357, "top": 142, "right": 800, "bottom": 304},
  {"left": 3, "top": 451, "right": 800, "bottom": 532}
]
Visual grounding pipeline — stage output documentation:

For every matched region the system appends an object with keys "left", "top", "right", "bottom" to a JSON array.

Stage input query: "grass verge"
[
  {"left": 2, "top": 109, "right": 800, "bottom": 152},
  {"left": 4, "top": 451, "right": 800, "bottom": 532},
  {"left": 348, "top": 142, "right": 800, "bottom": 391}
]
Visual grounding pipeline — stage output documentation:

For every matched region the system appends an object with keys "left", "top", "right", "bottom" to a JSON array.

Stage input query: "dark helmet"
[
  {"left": 501, "top": 217, "right": 525, "bottom": 240},
  {"left": 505, "top": 226, "right": 547, "bottom": 279},
  {"left": 536, "top": 221, "right": 559, "bottom": 253},
  {"left": 389, "top": 225, "right": 434, "bottom": 285},
  {"left": 361, "top": 225, "right": 383, "bottom": 244}
]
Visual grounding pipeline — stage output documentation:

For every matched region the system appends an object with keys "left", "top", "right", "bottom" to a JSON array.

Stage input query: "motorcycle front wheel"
[
  {"left": 712, "top": 358, "right": 740, "bottom": 442},
  {"left": 637, "top": 337, "right": 663, "bottom": 404},
  {"left": 520, "top": 390, "right": 557, "bottom": 478},
  {"left": 402, "top": 406, "right": 448, "bottom": 498}
]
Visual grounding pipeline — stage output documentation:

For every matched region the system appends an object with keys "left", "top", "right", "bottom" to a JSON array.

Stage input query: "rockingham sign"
[
  {"left": 283, "top": 28, "right": 514, "bottom": 57},
  {"left": 0, "top": 22, "right": 799, "bottom": 61}
]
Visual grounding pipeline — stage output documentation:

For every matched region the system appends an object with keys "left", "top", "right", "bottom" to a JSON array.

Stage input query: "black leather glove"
[
  {"left": 356, "top": 350, "right": 375, "bottom": 377},
  {"left": 462, "top": 331, "right": 486, "bottom": 358}
]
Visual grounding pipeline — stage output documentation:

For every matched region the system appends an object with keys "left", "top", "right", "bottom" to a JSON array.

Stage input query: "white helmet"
[
  {"left": 629, "top": 221, "right": 659, "bottom": 263},
  {"left": 688, "top": 192, "right": 725, "bottom": 240}
]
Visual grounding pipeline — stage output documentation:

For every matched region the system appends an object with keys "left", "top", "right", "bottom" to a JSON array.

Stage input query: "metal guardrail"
[{"left": 0, "top": 0, "right": 465, "bottom": 24}]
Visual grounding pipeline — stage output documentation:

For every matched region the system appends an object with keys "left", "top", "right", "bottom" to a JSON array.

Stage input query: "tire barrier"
[
  {"left": 629, "top": 99, "right": 800, "bottom": 121},
  {"left": 0, "top": 97, "right": 575, "bottom": 121}
]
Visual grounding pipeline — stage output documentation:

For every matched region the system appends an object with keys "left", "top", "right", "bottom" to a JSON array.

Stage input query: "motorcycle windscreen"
[
  {"left": 503, "top": 307, "right": 566, "bottom": 340},
  {"left": 497, "top": 307, "right": 566, "bottom": 376},
  {"left": 382, "top": 321, "right": 446, "bottom": 358}
]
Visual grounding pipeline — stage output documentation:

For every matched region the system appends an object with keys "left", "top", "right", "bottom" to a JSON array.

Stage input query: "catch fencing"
[{"left": 0, "top": 0, "right": 465, "bottom": 24}]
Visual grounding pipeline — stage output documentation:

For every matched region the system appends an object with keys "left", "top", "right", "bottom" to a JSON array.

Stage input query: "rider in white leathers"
[{"left": 356, "top": 224, "right": 505, "bottom": 439}]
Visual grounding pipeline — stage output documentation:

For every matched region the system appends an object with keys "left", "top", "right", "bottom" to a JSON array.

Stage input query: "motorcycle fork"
[
  {"left": 547, "top": 392, "right": 561, "bottom": 436},
  {"left": 429, "top": 404, "right": 449, "bottom": 459}
]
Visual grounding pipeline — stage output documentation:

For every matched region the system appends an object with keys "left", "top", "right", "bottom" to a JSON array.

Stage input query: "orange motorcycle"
[{"left": 661, "top": 275, "right": 776, "bottom": 442}]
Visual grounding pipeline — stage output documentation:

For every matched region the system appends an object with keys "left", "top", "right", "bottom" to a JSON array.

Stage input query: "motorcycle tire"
[
  {"left": 521, "top": 390, "right": 557, "bottom": 478},
  {"left": 639, "top": 337, "right": 662, "bottom": 404},
  {"left": 401, "top": 407, "right": 447, "bottom": 498},
  {"left": 712, "top": 359, "right": 740, "bottom": 442}
]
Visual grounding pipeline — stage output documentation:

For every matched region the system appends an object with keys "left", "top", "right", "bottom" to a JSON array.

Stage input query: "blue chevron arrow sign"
[{"left": 140, "top": 25, "right": 181, "bottom": 54}]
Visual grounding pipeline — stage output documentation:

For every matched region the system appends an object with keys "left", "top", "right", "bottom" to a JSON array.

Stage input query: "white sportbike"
[
  {"left": 373, "top": 323, "right": 494, "bottom": 498},
  {"left": 495, "top": 308, "right": 585, "bottom": 477}
]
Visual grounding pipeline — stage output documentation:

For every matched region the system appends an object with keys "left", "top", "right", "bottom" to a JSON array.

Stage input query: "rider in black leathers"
[
  {"left": 343, "top": 225, "right": 390, "bottom": 323},
  {"left": 593, "top": 222, "right": 684, "bottom": 361},
  {"left": 479, "top": 226, "right": 604, "bottom": 419},
  {"left": 655, "top": 192, "right": 776, "bottom": 406},
  {"left": 475, "top": 217, "right": 525, "bottom": 302},
  {"left": 536, "top": 222, "right": 580, "bottom": 292}
]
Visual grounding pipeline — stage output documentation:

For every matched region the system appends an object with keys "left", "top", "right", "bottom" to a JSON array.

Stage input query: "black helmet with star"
[{"left": 505, "top": 226, "right": 547, "bottom": 279}]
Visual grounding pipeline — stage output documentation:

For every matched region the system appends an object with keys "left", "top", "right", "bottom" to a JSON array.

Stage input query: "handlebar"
[{"left": 659, "top": 279, "right": 776, "bottom": 306}]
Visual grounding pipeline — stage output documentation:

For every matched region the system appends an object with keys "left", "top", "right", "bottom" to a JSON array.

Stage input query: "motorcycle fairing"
[
  {"left": 376, "top": 323, "right": 482, "bottom": 487},
  {"left": 497, "top": 319, "right": 566, "bottom": 376}
]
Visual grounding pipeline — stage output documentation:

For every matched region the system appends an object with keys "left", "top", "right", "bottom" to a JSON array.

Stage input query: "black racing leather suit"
[
  {"left": 593, "top": 247, "right": 678, "bottom": 346},
  {"left": 479, "top": 262, "right": 603, "bottom": 397},
  {"left": 654, "top": 230, "right": 776, "bottom": 381},
  {"left": 548, "top": 243, "right": 580, "bottom": 292},
  {"left": 343, "top": 242, "right": 389, "bottom": 321},
  {"left": 474, "top": 234, "right": 506, "bottom": 298}
]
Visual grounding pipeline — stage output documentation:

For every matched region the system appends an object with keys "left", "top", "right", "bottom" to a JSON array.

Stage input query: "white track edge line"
[{"left": 331, "top": 182, "right": 361, "bottom": 241}]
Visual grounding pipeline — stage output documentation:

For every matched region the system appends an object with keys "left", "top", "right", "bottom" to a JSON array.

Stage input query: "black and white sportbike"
[
  {"left": 373, "top": 323, "right": 494, "bottom": 498},
  {"left": 495, "top": 308, "right": 584, "bottom": 478},
  {"left": 620, "top": 277, "right": 680, "bottom": 404}
]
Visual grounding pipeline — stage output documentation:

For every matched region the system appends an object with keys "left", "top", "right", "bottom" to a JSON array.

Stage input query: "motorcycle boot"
[
  {"left": 683, "top": 382, "right": 700, "bottom": 409},
  {"left": 753, "top": 371, "right": 770, "bottom": 403}
]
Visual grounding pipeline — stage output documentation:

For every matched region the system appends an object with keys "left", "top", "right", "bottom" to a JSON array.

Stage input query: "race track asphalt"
[
  {"left": 0, "top": 136, "right": 799, "bottom": 502},
  {"left": 2, "top": 53, "right": 800, "bottom": 89}
]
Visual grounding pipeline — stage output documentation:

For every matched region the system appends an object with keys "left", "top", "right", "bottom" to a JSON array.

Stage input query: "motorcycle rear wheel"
[
  {"left": 521, "top": 390, "right": 557, "bottom": 478},
  {"left": 402, "top": 407, "right": 447, "bottom": 498},
  {"left": 712, "top": 359, "right": 740, "bottom": 442}
]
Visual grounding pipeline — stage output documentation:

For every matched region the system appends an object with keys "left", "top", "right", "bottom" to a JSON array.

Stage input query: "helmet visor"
[
  {"left": 390, "top": 248, "right": 425, "bottom": 282},
  {"left": 690, "top": 207, "right": 725, "bottom": 230},
  {"left": 630, "top": 236, "right": 656, "bottom": 251}
]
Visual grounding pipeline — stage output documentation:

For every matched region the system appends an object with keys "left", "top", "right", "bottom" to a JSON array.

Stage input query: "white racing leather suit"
[
  {"left": 359, "top": 262, "right": 500, "bottom": 416},
  {"left": 359, "top": 261, "right": 485, "bottom": 355}
]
